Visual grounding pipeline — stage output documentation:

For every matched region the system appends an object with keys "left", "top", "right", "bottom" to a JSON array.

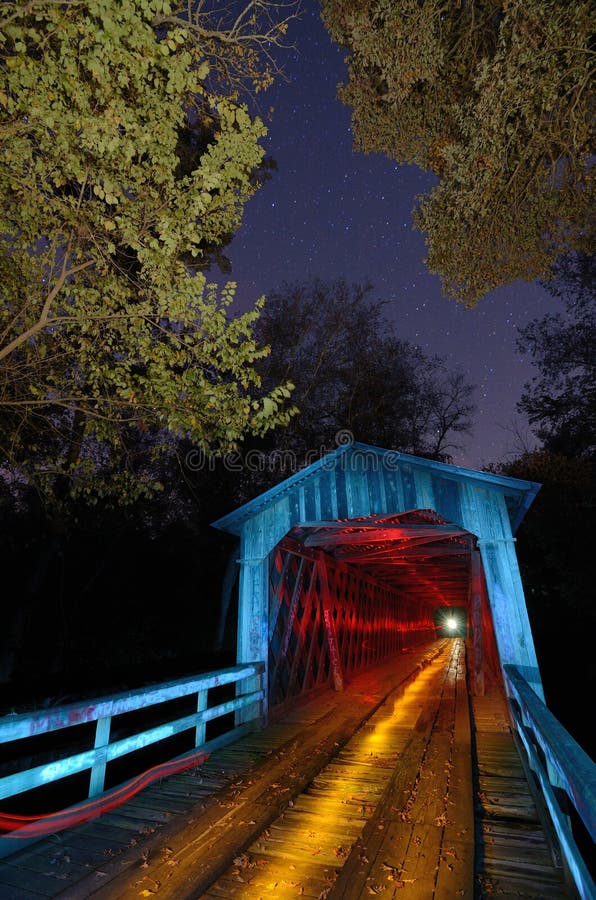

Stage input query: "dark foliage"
[{"left": 517, "top": 252, "right": 596, "bottom": 457}]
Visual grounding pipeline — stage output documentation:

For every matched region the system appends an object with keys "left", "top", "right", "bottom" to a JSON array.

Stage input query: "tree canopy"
[
  {"left": 321, "top": 0, "right": 595, "bottom": 306},
  {"left": 0, "top": 0, "right": 297, "bottom": 503}
]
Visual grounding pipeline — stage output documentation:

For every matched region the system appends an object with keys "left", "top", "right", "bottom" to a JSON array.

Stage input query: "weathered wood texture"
[
  {"left": 0, "top": 641, "right": 577, "bottom": 900},
  {"left": 472, "top": 685, "right": 574, "bottom": 898},
  {"left": 323, "top": 638, "right": 474, "bottom": 899},
  {"left": 213, "top": 443, "right": 544, "bottom": 704},
  {"left": 0, "top": 662, "right": 264, "bottom": 826},
  {"left": 268, "top": 541, "right": 435, "bottom": 713},
  {"left": 502, "top": 665, "right": 595, "bottom": 899},
  {"left": 0, "top": 643, "right": 447, "bottom": 899}
]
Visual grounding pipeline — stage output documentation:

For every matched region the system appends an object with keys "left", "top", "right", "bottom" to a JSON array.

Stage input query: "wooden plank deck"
[
  {"left": 472, "top": 689, "right": 574, "bottom": 898},
  {"left": 0, "top": 640, "right": 573, "bottom": 899},
  {"left": 0, "top": 642, "right": 447, "bottom": 899}
]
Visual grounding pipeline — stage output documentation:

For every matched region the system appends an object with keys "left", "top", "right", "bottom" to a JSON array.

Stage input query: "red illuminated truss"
[{"left": 268, "top": 510, "right": 482, "bottom": 714}]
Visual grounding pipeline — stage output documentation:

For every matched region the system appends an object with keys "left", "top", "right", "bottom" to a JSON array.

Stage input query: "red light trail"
[{"left": 0, "top": 748, "right": 210, "bottom": 839}]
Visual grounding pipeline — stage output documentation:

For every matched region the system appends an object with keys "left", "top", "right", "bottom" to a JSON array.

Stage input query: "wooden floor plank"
[
  {"left": 0, "top": 640, "right": 575, "bottom": 899},
  {"left": 37, "top": 641, "right": 447, "bottom": 900},
  {"left": 471, "top": 685, "right": 573, "bottom": 898},
  {"left": 328, "top": 642, "right": 468, "bottom": 899}
]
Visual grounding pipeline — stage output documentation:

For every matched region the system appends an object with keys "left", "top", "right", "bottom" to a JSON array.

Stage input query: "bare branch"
[{"left": 0, "top": 260, "right": 96, "bottom": 362}]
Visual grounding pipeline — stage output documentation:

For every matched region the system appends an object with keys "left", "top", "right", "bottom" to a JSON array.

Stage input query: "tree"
[
  {"left": 320, "top": 0, "right": 594, "bottom": 306},
  {"left": 250, "top": 278, "right": 476, "bottom": 476},
  {"left": 0, "top": 0, "right": 298, "bottom": 503},
  {"left": 517, "top": 252, "right": 595, "bottom": 458}
]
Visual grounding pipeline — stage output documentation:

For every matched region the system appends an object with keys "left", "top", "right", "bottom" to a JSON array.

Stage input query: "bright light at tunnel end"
[{"left": 446, "top": 617, "right": 458, "bottom": 631}]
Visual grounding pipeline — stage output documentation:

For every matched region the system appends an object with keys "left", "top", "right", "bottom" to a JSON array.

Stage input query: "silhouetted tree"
[
  {"left": 517, "top": 252, "right": 595, "bottom": 458},
  {"left": 250, "top": 278, "right": 476, "bottom": 477}
]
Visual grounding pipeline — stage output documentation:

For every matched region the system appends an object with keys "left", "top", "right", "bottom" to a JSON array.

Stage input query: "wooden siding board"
[
  {"left": 328, "top": 469, "right": 339, "bottom": 519},
  {"left": 413, "top": 467, "right": 435, "bottom": 509},
  {"left": 298, "top": 485, "right": 306, "bottom": 522},
  {"left": 401, "top": 464, "right": 416, "bottom": 510},
  {"left": 381, "top": 463, "right": 404, "bottom": 513},
  {"left": 335, "top": 469, "right": 348, "bottom": 518},
  {"left": 313, "top": 476, "right": 322, "bottom": 521},
  {"left": 431, "top": 475, "right": 463, "bottom": 527},
  {"left": 317, "top": 472, "right": 333, "bottom": 520},
  {"left": 349, "top": 452, "right": 371, "bottom": 517}
]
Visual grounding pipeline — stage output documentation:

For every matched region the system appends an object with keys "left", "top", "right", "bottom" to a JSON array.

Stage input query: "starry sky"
[{"left": 218, "top": 3, "right": 561, "bottom": 470}]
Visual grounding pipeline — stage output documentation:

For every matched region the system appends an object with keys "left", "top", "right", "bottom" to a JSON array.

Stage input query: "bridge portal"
[{"left": 211, "top": 441, "right": 543, "bottom": 717}]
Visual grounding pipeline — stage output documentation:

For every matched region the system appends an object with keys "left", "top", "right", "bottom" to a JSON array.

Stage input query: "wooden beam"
[
  {"left": 317, "top": 555, "right": 344, "bottom": 692},
  {"left": 471, "top": 549, "right": 485, "bottom": 696},
  {"left": 304, "top": 525, "right": 469, "bottom": 549}
]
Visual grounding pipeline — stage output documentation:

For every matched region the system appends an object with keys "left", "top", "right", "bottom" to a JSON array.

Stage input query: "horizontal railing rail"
[
  {"left": 0, "top": 662, "right": 265, "bottom": 809},
  {"left": 503, "top": 664, "right": 596, "bottom": 900}
]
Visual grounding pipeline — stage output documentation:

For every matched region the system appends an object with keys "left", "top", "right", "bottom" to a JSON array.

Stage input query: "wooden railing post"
[
  {"left": 195, "top": 690, "right": 208, "bottom": 747},
  {"left": 89, "top": 716, "right": 111, "bottom": 797}
]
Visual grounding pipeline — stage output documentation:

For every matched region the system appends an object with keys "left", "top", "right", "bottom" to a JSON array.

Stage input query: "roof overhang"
[{"left": 212, "top": 442, "right": 541, "bottom": 537}]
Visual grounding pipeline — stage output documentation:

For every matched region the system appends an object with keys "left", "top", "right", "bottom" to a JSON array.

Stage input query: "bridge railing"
[
  {"left": 0, "top": 662, "right": 265, "bottom": 855},
  {"left": 503, "top": 664, "right": 596, "bottom": 900}
]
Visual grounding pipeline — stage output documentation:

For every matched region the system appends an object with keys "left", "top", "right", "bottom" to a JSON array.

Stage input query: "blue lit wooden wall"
[{"left": 212, "top": 442, "right": 543, "bottom": 717}]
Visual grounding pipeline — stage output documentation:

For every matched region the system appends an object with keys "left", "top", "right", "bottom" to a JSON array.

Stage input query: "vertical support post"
[
  {"left": 89, "top": 716, "right": 111, "bottom": 797},
  {"left": 235, "top": 501, "right": 292, "bottom": 725},
  {"left": 236, "top": 509, "right": 280, "bottom": 726},
  {"left": 471, "top": 548, "right": 485, "bottom": 696},
  {"left": 317, "top": 554, "right": 344, "bottom": 692},
  {"left": 478, "top": 537, "right": 544, "bottom": 701},
  {"left": 236, "top": 549, "right": 268, "bottom": 725},
  {"left": 460, "top": 484, "right": 544, "bottom": 701},
  {"left": 195, "top": 690, "right": 208, "bottom": 747}
]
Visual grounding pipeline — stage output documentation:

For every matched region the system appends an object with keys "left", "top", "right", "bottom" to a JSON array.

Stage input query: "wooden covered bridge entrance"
[
  {"left": 0, "top": 444, "right": 594, "bottom": 898},
  {"left": 212, "top": 440, "right": 543, "bottom": 716}
]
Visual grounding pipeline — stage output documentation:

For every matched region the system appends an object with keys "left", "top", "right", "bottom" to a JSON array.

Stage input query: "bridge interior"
[
  {"left": 0, "top": 639, "right": 571, "bottom": 899},
  {"left": 268, "top": 509, "right": 500, "bottom": 717}
]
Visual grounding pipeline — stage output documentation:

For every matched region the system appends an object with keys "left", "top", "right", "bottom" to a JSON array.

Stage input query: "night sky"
[{"left": 219, "top": 3, "right": 561, "bottom": 470}]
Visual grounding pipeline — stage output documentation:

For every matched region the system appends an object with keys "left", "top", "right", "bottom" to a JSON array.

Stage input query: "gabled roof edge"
[
  {"left": 211, "top": 440, "right": 354, "bottom": 534},
  {"left": 211, "top": 442, "right": 542, "bottom": 536}
]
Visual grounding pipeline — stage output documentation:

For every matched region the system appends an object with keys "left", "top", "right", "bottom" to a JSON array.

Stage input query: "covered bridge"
[
  {"left": 2, "top": 442, "right": 594, "bottom": 898},
  {"left": 212, "top": 441, "right": 543, "bottom": 720}
]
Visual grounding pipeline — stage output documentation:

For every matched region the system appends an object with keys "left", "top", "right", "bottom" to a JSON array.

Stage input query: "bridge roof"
[
  {"left": 281, "top": 508, "right": 476, "bottom": 607},
  {"left": 212, "top": 441, "right": 540, "bottom": 537}
]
